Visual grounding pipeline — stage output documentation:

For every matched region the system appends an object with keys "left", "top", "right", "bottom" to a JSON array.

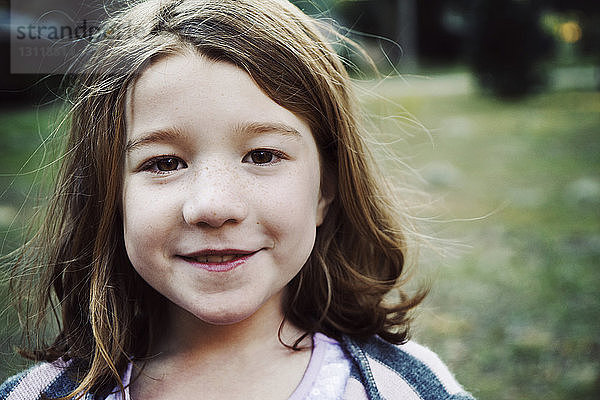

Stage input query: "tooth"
[{"left": 189, "top": 254, "right": 244, "bottom": 263}]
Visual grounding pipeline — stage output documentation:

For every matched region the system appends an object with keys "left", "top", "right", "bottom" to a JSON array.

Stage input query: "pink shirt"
[{"left": 106, "top": 333, "right": 350, "bottom": 400}]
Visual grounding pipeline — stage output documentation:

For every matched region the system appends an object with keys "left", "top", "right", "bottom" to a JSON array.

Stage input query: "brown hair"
[{"left": 8, "top": 0, "right": 426, "bottom": 396}]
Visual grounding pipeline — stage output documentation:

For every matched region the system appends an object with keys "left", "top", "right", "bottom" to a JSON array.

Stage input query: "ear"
[{"left": 316, "top": 175, "right": 335, "bottom": 227}]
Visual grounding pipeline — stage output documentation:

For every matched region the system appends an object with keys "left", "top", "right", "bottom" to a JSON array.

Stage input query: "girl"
[{"left": 1, "top": 0, "right": 474, "bottom": 399}]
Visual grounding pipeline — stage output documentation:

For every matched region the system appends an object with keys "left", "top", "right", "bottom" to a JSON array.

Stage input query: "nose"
[{"left": 182, "top": 165, "right": 249, "bottom": 228}]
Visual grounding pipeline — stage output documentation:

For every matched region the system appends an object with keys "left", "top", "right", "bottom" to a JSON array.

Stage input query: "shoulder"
[
  {"left": 0, "top": 359, "right": 93, "bottom": 400},
  {"left": 340, "top": 335, "right": 475, "bottom": 400}
]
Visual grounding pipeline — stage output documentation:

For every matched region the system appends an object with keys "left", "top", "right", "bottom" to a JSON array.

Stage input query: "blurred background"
[{"left": 1, "top": 0, "right": 599, "bottom": 398}]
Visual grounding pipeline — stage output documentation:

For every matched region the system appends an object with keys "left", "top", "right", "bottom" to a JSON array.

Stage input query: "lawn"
[
  {"left": 361, "top": 80, "right": 600, "bottom": 399},
  {"left": 1, "top": 78, "right": 599, "bottom": 399}
]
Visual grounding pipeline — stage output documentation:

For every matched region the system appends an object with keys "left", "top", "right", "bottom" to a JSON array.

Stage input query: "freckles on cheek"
[
  {"left": 123, "top": 196, "right": 151, "bottom": 249},
  {"left": 273, "top": 188, "right": 319, "bottom": 231},
  {"left": 123, "top": 185, "right": 180, "bottom": 258}
]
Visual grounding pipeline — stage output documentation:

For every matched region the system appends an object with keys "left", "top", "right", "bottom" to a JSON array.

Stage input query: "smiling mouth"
[
  {"left": 179, "top": 250, "right": 258, "bottom": 272},
  {"left": 182, "top": 254, "right": 249, "bottom": 263}
]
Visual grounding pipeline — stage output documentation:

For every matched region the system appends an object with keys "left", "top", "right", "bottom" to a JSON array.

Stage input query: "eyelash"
[
  {"left": 242, "top": 149, "right": 287, "bottom": 165},
  {"left": 139, "top": 149, "right": 287, "bottom": 174},
  {"left": 140, "top": 156, "right": 187, "bottom": 174}
]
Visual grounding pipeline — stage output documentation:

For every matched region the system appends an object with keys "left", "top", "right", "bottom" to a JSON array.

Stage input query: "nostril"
[{"left": 182, "top": 195, "right": 248, "bottom": 228}]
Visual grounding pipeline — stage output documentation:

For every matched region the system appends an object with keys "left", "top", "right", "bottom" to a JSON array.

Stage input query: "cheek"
[
  {"left": 263, "top": 168, "right": 321, "bottom": 255},
  {"left": 122, "top": 194, "right": 146, "bottom": 268},
  {"left": 121, "top": 184, "right": 173, "bottom": 265}
]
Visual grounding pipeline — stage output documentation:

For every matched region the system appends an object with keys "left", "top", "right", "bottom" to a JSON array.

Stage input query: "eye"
[
  {"left": 142, "top": 156, "right": 187, "bottom": 174},
  {"left": 250, "top": 150, "right": 274, "bottom": 164},
  {"left": 156, "top": 157, "right": 182, "bottom": 171},
  {"left": 243, "top": 149, "right": 285, "bottom": 165}
]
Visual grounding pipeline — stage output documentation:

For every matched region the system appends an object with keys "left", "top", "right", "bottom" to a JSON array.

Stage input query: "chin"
[
  {"left": 197, "top": 312, "right": 252, "bottom": 326},
  {"left": 191, "top": 302, "right": 264, "bottom": 326}
]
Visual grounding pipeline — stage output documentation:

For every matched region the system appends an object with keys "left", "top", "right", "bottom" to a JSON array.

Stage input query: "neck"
[
  {"left": 151, "top": 294, "right": 308, "bottom": 363},
  {"left": 130, "top": 294, "right": 313, "bottom": 400}
]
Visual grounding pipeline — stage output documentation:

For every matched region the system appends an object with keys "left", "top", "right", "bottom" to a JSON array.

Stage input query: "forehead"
[{"left": 125, "top": 52, "right": 313, "bottom": 142}]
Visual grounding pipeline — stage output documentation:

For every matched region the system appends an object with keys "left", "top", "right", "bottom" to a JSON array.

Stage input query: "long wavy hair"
[{"left": 8, "top": 0, "right": 426, "bottom": 396}]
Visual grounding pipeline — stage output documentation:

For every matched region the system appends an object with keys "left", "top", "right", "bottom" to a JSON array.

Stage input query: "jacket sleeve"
[
  {"left": 341, "top": 335, "right": 476, "bottom": 400},
  {"left": 1, "top": 370, "right": 27, "bottom": 399},
  {"left": 0, "top": 360, "right": 92, "bottom": 400}
]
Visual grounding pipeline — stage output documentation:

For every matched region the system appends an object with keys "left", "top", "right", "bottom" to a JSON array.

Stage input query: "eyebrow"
[
  {"left": 125, "top": 121, "right": 303, "bottom": 154},
  {"left": 233, "top": 121, "right": 303, "bottom": 139},
  {"left": 125, "top": 127, "right": 186, "bottom": 154}
]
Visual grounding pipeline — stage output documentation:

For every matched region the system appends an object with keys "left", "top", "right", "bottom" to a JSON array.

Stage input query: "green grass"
[
  {"left": 0, "top": 105, "right": 62, "bottom": 251},
  {"left": 1, "top": 83, "right": 599, "bottom": 398},
  {"left": 0, "top": 104, "right": 64, "bottom": 377},
  {"left": 367, "top": 87, "right": 600, "bottom": 399}
]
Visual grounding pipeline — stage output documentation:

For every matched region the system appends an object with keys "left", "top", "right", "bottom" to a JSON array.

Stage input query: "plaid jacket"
[{"left": 0, "top": 335, "right": 475, "bottom": 399}]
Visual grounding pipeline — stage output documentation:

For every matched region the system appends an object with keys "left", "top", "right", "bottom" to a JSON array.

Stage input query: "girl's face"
[{"left": 122, "top": 52, "right": 331, "bottom": 326}]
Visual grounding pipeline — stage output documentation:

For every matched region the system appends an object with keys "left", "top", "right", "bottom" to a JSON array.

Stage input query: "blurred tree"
[
  {"left": 546, "top": 0, "right": 600, "bottom": 88},
  {"left": 334, "top": 0, "right": 403, "bottom": 67},
  {"left": 332, "top": 0, "right": 467, "bottom": 70},
  {"left": 547, "top": 0, "right": 600, "bottom": 54},
  {"left": 417, "top": 0, "right": 469, "bottom": 65},
  {"left": 294, "top": 0, "right": 469, "bottom": 71},
  {"left": 290, "top": 0, "right": 336, "bottom": 16},
  {"left": 397, "top": 0, "right": 418, "bottom": 70},
  {"left": 466, "top": 0, "right": 554, "bottom": 98}
]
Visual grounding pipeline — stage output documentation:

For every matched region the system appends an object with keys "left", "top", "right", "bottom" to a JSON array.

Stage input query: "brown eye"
[
  {"left": 156, "top": 157, "right": 181, "bottom": 171},
  {"left": 250, "top": 150, "right": 274, "bottom": 164}
]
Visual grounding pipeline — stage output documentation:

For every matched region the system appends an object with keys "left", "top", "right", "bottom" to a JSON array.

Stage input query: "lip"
[{"left": 178, "top": 249, "right": 259, "bottom": 272}]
